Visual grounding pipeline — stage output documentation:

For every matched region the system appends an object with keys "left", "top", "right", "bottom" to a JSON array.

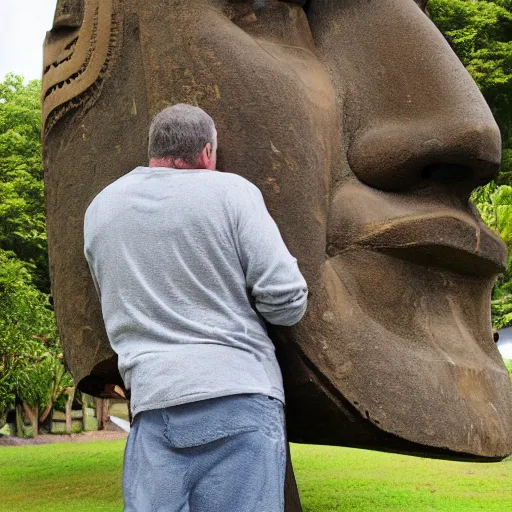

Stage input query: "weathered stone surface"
[
  {"left": 43, "top": 0, "right": 512, "bottom": 461},
  {"left": 51, "top": 420, "right": 82, "bottom": 434},
  {"left": 52, "top": 410, "right": 66, "bottom": 421},
  {"left": 83, "top": 416, "right": 98, "bottom": 431},
  {"left": 53, "top": 409, "right": 93, "bottom": 420}
]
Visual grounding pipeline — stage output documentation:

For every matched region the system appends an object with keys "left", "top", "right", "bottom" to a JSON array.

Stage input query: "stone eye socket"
[{"left": 52, "top": 0, "right": 84, "bottom": 31}]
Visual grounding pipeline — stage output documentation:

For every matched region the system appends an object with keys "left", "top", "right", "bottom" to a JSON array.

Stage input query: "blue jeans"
[{"left": 123, "top": 394, "right": 286, "bottom": 512}]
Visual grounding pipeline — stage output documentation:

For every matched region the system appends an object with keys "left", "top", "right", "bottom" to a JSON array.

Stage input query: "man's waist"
[{"left": 121, "top": 343, "right": 284, "bottom": 414}]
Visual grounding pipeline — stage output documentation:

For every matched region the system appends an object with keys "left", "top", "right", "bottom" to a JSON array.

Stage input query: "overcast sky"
[{"left": 1, "top": 0, "right": 57, "bottom": 82}]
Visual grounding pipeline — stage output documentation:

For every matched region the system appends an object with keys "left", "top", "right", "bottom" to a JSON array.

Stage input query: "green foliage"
[
  {"left": 428, "top": 0, "right": 512, "bottom": 184},
  {"left": 0, "top": 73, "right": 48, "bottom": 293},
  {"left": 504, "top": 358, "right": 512, "bottom": 377},
  {"left": 0, "top": 247, "right": 71, "bottom": 422},
  {"left": 492, "top": 298, "right": 512, "bottom": 329},
  {"left": 0, "top": 74, "right": 73, "bottom": 426},
  {"left": 472, "top": 184, "right": 512, "bottom": 328},
  {"left": 475, "top": 184, "right": 512, "bottom": 253},
  {"left": 429, "top": 3, "right": 512, "bottom": 328},
  {"left": 17, "top": 351, "right": 58, "bottom": 411},
  {"left": 0, "top": 249, "right": 52, "bottom": 415}
]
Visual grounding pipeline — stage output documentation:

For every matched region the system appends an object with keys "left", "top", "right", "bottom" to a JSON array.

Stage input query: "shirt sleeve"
[{"left": 234, "top": 182, "right": 308, "bottom": 326}]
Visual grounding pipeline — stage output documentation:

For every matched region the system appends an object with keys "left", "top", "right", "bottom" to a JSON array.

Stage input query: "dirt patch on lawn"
[{"left": 0, "top": 430, "right": 128, "bottom": 447}]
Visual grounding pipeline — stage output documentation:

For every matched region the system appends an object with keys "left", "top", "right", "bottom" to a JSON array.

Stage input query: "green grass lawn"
[
  {"left": 0, "top": 440, "right": 510, "bottom": 511},
  {"left": 293, "top": 445, "right": 512, "bottom": 512}
]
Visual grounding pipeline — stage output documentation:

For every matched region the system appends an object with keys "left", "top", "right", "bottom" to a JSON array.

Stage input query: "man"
[{"left": 83, "top": 103, "right": 308, "bottom": 512}]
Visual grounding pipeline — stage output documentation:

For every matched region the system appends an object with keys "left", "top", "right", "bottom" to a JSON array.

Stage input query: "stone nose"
[
  {"left": 347, "top": 115, "right": 502, "bottom": 196},
  {"left": 306, "top": 0, "right": 502, "bottom": 199},
  {"left": 341, "top": 1, "right": 503, "bottom": 199}
]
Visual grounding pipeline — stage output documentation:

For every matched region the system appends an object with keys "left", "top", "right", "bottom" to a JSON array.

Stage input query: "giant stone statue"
[{"left": 43, "top": 0, "right": 512, "bottom": 497}]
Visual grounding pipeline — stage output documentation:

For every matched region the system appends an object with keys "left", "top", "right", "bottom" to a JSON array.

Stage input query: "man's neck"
[{"left": 149, "top": 157, "right": 200, "bottom": 169}]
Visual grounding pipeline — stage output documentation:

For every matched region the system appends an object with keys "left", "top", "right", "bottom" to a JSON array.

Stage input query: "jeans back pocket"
[{"left": 161, "top": 395, "right": 262, "bottom": 449}]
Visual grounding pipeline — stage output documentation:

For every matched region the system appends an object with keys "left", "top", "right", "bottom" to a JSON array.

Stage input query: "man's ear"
[{"left": 198, "top": 143, "right": 213, "bottom": 169}]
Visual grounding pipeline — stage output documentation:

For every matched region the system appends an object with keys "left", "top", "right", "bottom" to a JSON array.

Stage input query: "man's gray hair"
[{"left": 148, "top": 104, "right": 217, "bottom": 164}]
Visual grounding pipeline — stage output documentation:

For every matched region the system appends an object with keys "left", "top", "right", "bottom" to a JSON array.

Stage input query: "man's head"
[{"left": 148, "top": 104, "right": 217, "bottom": 170}]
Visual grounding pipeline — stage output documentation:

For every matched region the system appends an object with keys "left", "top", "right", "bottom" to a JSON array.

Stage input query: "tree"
[
  {"left": 428, "top": 2, "right": 512, "bottom": 328},
  {"left": 428, "top": 0, "right": 512, "bottom": 184},
  {"left": 0, "top": 74, "right": 48, "bottom": 293},
  {"left": 0, "top": 250, "right": 50, "bottom": 421},
  {"left": 472, "top": 185, "right": 512, "bottom": 328},
  {"left": 0, "top": 248, "right": 72, "bottom": 436},
  {"left": 0, "top": 74, "right": 74, "bottom": 436},
  {"left": 17, "top": 346, "right": 73, "bottom": 436}
]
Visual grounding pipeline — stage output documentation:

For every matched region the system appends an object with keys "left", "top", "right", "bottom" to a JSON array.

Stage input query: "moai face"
[{"left": 43, "top": 0, "right": 512, "bottom": 459}]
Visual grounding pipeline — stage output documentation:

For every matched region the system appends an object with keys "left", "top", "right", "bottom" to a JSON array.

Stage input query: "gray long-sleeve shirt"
[{"left": 84, "top": 167, "right": 308, "bottom": 415}]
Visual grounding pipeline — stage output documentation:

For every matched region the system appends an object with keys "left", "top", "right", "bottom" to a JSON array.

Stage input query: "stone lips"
[{"left": 43, "top": 0, "right": 512, "bottom": 460}]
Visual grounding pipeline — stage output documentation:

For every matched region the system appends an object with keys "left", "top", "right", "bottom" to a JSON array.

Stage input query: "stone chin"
[{"left": 279, "top": 179, "right": 512, "bottom": 459}]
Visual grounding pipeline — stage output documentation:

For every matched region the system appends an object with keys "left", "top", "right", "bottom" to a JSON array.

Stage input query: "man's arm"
[{"left": 235, "top": 182, "right": 308, "bottom": 326}]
